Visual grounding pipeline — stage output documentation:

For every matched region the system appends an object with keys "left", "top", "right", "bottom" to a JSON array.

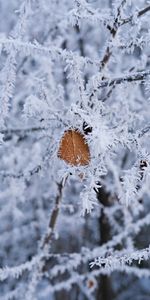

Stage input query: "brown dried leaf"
[{"left": 58, "top": 129, "right": 90, "bottom": 166}]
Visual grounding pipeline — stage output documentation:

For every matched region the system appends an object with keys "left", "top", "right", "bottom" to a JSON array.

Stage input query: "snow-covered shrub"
[{"left": 0, "top": 0, "right": 150, "bottom": 299}]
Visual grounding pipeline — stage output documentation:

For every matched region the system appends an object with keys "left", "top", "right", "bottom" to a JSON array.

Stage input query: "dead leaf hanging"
[{"left": 57, "top": 129, "right": 90, "bottom": 166}]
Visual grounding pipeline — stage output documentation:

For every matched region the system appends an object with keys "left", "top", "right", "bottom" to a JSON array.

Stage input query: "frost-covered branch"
[
  {"left": 0, "top": 37, "right": 98, "bottom": 67},
  {"left": 90, "top": 246, "right": 150, "bottom": 269},
  {"left": 120, "top": 5, "right": 150, "bottom": 26},
  {"left": 0, "top": 254, "right": 42, "bottom": 281},
  {"left": 41, "top": 176, "right": 68, "bottom": 248},
  {"left": 0, "top": 165, "right": 41, "bottom": 179},
  {"left": 1, "top": 126, "right": 47, "bottom": 136},
  {"left": 91, "top": 69, "right": 150, "bottom": 91}
]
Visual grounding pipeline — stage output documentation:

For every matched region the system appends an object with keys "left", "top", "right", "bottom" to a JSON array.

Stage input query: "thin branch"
[
  {"left": 1, "top": 126, "right": 47, "bottom": 136},
  {"left": 41, "top": 264, "right": 150, "bottom": 296},
  {"left": 102, "top": 83, "right": 116, "bottom": 102},
  {"left": 96, "top": 69, "right": 150, "bottom": 89},
  {"left": 100, "top": 4, "right": 150, "bottom": 71},
  {"left": 90, "top": 246, "right": 150, "bottom": 268},
  {"left": 107, "top": 0, "right": 127, "bottom": 36},
  {"left": 0, "top": 165, "right": 41, "bottom": 179},
  {"left": 89, "top": 69, "right": 150, "bottom": 101},
  {"left": 90, "top": 0, "right": 126, "bottom": 103},
  {"left": 24, "top": 176, "right": 68, "bottom": 297},
  {"left": 41, "top": 176, "right": 68, "bottom": 249},
  {"left": 0, "top": 37, "right": 98, "bottom": 68},
  {"left": 100, "top": 0, "right": 127, "bottom": 71},
  {"left": 120, "top": 5, "right": 150, "bottom": 26},
  {"left": 87, "top": 3, "right": 150, "bottom": 105},
  {"left": 138, "top": 5, "right": 150, "bottom": 17},
  {"left": 138, "top": 125, "right": 150, "bottom": 138}
]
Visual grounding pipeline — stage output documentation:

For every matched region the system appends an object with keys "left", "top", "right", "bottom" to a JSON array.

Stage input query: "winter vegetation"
[{"left": 0, "top": 0, "right": 150, "bottom": 299}]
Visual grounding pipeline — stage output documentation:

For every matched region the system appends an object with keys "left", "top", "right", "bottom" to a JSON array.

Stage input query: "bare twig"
[
  {"left": 96, "top": 69, "right": 150, "bottom": 89},
  {"left": 25, "top": 176, "right": 68, "bottom": 297},
  {"left": 107, "top": 0, "right": 127, "bottom": 35},
  {"left": 0, "top": 165, "right": 41, "bottom": 179},
  {"left": 138, "top": 125, "right": 150, "bottom": 138},
  {"left": 1, "top": 126, "right": 47, "bottom": 136},
  {"left": 102, "top": 84, "right": 116, "bottom": 102},
  {"left": 120, "top": 5, "right": 150, "bottom": 26},
  {"left": 89, "top": 69, "right": 150, "bottom": 101},
  {"left": 100, "top": 0, "right": 127, "bottom": 71},
  {"left": 88, "top": 3, "right": 150, "bottom": 105},
  {"left": 100, "top": 4, "right": 150, "bottom": 71},
  {"left": 41, "top": 176, "right": 68, "bottom": 249}
]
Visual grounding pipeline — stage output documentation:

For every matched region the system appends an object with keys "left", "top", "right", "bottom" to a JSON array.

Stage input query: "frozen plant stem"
[
  {"left": 89, "top": 69, "right": 150, "bottom": 103},
  {"left": 25, "top": 176, "right": 68, "bottom": 298},
  {"left": 41, "top": 176, "right": 68, "bottom": 249},
  {"left": 101, "top": 3, "right": 150, "bottom": 71},
  {"left": 120, "top": 5, "right": 150, "bottom": 25},
  {"left": 100, "top": 0, "right": 127, "bottom": 71}
]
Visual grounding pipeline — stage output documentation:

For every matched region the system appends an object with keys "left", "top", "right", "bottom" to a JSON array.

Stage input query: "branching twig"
[
  {"left": 96, "top": 69, "right": 150, "bottom": 89},
  {"left": 89, "top": 69, "right": 150, "bottom": 102},
  {"left": 120, "top": 5, "right": 150, "bottom": 26},
  {"left": 100, "top": 4, "right": 150, "bottom": 71},
  {"left": 25, "top": 175, "right": 68, "bottom": 297},
  {"left": 100, "top": 0, "right": 127, "bottom": 71}
]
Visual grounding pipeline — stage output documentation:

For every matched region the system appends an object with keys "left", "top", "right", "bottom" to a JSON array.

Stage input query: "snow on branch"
[
  {"left": 88, "top": 69, "right": 150, "bottom": 97},
  {"left": 38, "top": 213, "right": 150, "bottom": 278},
  {"left": 0, "top": 164, "right": 41, "bottom": 179},
  {"left": 90, "top": 246, "right": 150, "bottom": 269},
  {"left": 39, "top": 265, "right": 150, "bottom": 297},
  {"left": 120, "top": 5, "right": 150, "bottom": 26},
  {"left": 68, "top": 0, "right": 112, "bottom": 28},
  {"left": 0, "top": 254, "right": 42, "bottom": 281},
  {"left": 0, "top": 51, "right": 16, "bottom": 128},
  {"left": 0, "top": 37, "right": 98, "bottom": 67}
]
